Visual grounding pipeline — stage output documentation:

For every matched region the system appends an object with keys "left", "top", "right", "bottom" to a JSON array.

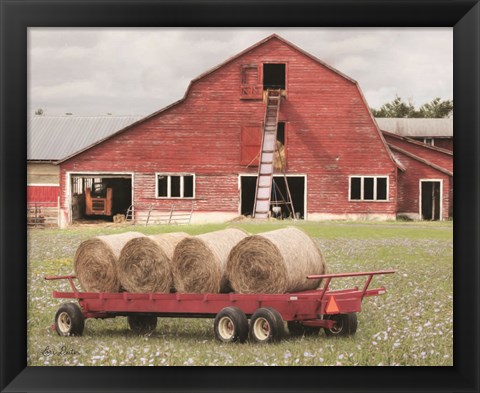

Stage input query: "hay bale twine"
[
  {"left": 226, "top": 227, "right": 326, "bottom": 294},
  {"left": 118, "top": 232, "right": 189, "bottom": 293},
  {"left": 172, "top": 228, "right": 249, "bottom": 293},
  {"left": 74, "top": 232, "right": 145, "bottom": 292}
]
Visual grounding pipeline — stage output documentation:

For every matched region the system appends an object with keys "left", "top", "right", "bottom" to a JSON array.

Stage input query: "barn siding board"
[
  {"left": 60, "top": 36, "right": 402, "bottom": 220},
  {"left": 27, "top": 185, "right": 59, "bottom": 203},
  {"left": 432, "top": 139, "right": 453, "bottom": 151},
  {"left": 27, "top": 163, "right": 60, "bottom": 185}
]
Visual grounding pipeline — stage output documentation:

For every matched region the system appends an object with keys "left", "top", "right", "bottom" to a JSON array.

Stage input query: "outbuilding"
[
  {"left": 382, "top": 131, "right": 453, "bottom": 220},
  {"left": 27, "top": 115, "right": 142, "bottom": 225}
]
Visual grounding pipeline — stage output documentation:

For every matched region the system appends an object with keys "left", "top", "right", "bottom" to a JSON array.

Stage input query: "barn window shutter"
[
  {"left": 240, "top": 65, "right": 262, "bottom": 99},
  {"left": 241, "top": 125, "right": 262, "bottom": 166}
]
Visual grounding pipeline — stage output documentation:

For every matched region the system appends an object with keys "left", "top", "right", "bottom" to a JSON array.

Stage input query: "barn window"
[
  {"left": 349, "top": 176, "right": 388, "bottom": 201},
  {"left": 423, "top": 138, "right": 435, "bottom": 146},
  {"left": 156, "top": 174, "right": 195, "bottom": 198}
]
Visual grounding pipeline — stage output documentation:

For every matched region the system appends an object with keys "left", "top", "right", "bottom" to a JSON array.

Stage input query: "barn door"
[
  {"left": 421, "top": 181, "right": 441, "bottom": 220},
  {"left": 241, "top": 124, "right": 261, "bottom": 166}
]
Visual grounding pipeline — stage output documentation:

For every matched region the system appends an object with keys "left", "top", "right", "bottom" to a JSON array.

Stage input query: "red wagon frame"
[{"left": 45, "top": 269, "right": 395, "bottom": 342}]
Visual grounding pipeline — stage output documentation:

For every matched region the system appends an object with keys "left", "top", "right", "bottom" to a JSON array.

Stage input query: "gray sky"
[{"left": 28, "top": 28, "right": 452, "bottom": 116}]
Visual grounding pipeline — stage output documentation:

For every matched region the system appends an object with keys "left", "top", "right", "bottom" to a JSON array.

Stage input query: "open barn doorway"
[
  {"left": 240, "top": 174, "right": 305, "bottom": 219},
  {"left": 263, "top": 63, "right": 286, "bottom": 90},
  {"left": 70, "top": 173, "right": 132, "bottom": 223},
  {"left": 420, "top": 180, "right": 442, "bottom": 220}
]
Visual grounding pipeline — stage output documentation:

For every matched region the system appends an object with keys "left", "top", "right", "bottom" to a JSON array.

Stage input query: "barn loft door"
[
  {"left": 263, "top": 63, "right": 286, "bottom": 90},
  {"left": 241, "top": 124, "right": 262, "bottom": 166},
  {"left": 421, "top": 181, "right": 441, "bottom": 220}
]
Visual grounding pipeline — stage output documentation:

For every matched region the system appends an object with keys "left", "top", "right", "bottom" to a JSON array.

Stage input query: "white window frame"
[
  {"left": 423, "top": 138, "right": 435, "bottom": 146},
  {"left": 348, "top": 175, "right": 389, "bottom": 202},
  {"left": 155, "top": 173, "right": 195, "bottom": 199},
  {"left": 238, "top": 173, "right": 307, "bottom": 219}
]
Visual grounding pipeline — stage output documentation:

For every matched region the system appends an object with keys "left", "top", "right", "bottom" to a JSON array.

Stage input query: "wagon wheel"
[
  {"left": 214, "top": 307, "right": 248, "bottom": 343},
  {"left": 324, "top": 313, "right": 358, "bottom": 337},
  {"left": 127, "top": 315, "right": 157, "bottom": 335},
  {"left": 249, "top": 307, "right": 285, "bottom": 343},
  {"left": 287, "top": 321, "right": 320, "bottom": 337},
  {"left": 55, "top": 302, "right": 85, "bottom": 336}
]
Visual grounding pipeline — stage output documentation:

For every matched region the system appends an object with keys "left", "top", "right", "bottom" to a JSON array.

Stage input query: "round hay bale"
[
  {"left": 74, "top": 232, "right": 145, "bottom": 292},
  {"left": 118, "top": 232, "right": 189, "bottom": 293},
  {"left": 226, "top": 227, "right": 326, "bottom": 294},
  {"left": 172, "top": 228, "right": 249, "bottom": 293},
  {"left": 149, "top": 232, "right": 189, "bottom": 260}
]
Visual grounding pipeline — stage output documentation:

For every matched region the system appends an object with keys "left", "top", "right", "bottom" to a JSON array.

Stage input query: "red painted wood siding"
[
  {"left": 27, "top": 185, "right": 59, "bottom": 204},
  {"left": 60, "top": 37, "right": 397, "bottom": 217},
  {"left": 433, "top": 138, "right": 453, "bottom": 151}
]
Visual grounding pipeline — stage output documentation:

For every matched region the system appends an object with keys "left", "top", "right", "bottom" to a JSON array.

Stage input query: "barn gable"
[{"left": 60, "top": 35, "right": 395, "bottom": 169}]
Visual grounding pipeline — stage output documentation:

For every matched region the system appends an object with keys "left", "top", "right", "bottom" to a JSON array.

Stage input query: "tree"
[
  {"left": 370, "top": 95, "right": 416, "bottom": 118},
  {"left": 35, "top": 108, "right": 44, "bottom": 115},
  {"left": 417, "top": 97, "right": 453, "bottom": 118},
  {"left": 371, "top": 96, "right": 453, "bottom": 118}
]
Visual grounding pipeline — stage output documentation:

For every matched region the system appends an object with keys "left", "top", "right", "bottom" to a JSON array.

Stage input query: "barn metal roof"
[
  {"left": 375, "top": 118, "right": 453, "bottom": 138},
  {"left": 27, "top": 115, "right": 144, "bottom": 161}
]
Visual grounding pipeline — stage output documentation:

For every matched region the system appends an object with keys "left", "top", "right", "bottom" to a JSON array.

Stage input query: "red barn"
[{"left": 56, "top": 34, "right": 450, "bottom": 226}]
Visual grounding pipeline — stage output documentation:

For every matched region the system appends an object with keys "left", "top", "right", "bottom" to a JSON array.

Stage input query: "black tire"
[
  {"left": 214, "top": 306, "right": 249, "bottom": 343},
  {"left": 287, "top": 321, "right": 321, "bottom": 337},
  {"left": 264, "top": 307, "right": 285, "bottom": 340},
  {"left": 324, "top": 313, "right": 358, "bottom": 337},
  {"left": 127, "top": 314, "right": 157, "bottom": 335},
  {"left": 249, "top": 307, "right": 285, "bottom": 343},
  {"left": 54, "top": 302, "right": 85, "bottom": 337}
]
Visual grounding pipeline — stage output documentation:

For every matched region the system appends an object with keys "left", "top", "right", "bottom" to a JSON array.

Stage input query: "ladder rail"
[
  {"left": 125, "top": 204, "right": 134, "bottom": 223},
  {"left": 253, "top": 89, "right": 282, "bottom": 218}
]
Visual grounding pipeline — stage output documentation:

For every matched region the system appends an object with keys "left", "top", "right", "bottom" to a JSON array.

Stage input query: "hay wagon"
[{"left": 45, "top": 270, "right": 394, "bottom": 343}]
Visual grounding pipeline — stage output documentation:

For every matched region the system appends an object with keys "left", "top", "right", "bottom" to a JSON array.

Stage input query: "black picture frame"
[{"left": 1, "top": 1, "right": 478, "bottom": 392}]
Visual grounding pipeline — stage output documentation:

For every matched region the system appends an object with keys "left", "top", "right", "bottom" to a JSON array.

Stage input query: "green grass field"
[{"left": 27, "top": 220, "right": 453, "bottom": 366}]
